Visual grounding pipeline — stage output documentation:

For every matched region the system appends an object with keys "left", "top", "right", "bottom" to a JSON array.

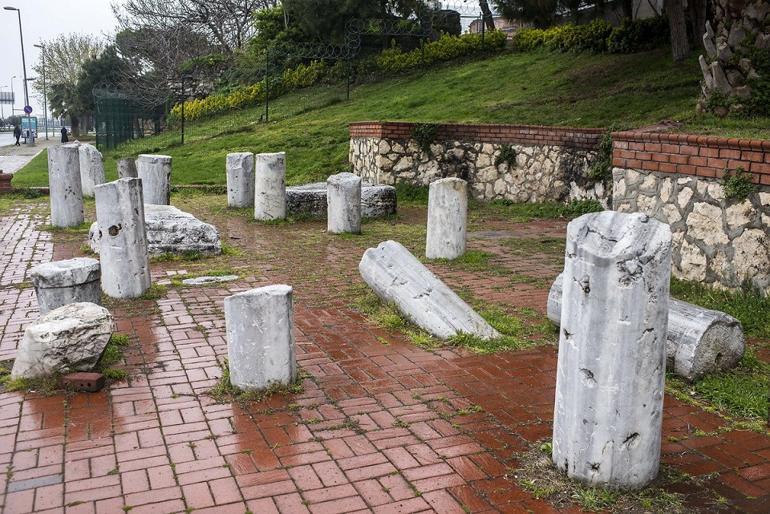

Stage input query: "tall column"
[
  {"left": 254, "top": 152, "right": 286, "bottom": 220},
  {"left": 227, "top": 152, "right": 255, "bottom": 208},
  {"left": 48, "top": 144, "right": 84, "bottom": 228},
  {"left": 552, "top": 211, "right": 672, "bottom": 489},
  {"left": 117, "top": 158, "right": 138, "bottom": 179},
  {"left": 224, "top": 285, "right": 296, "bottom": 391},
  {"left": 94, "top": 178, "right": 151, "bottom": 299},
  {"left": 425, "top": 177, "right": 467, "bottom": 259},
  {"left": 136, "top": 154, "right": 172, "bottom": 205},
  {"left": 78, "top": 143, "right": 106, "bottom": 197},
  {"left": 327, "top": 172, "right": 361, "bottom": 234}
]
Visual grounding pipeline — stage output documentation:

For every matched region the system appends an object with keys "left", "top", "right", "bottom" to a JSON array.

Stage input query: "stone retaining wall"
[
  {"left": 612, "top": 131, "right": 770, "bottom": 294},
  {"left": 349, "top": 122, "right": 610, "bottom": 206}
]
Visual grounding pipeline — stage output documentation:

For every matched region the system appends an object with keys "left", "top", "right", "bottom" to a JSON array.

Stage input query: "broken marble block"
[
  {"left": 78, "top": 143, "right": 106, "bottom": 197},
  {"left": 225, "top": 285, "right": 296, "bottom": 391},
  {"left": 552, "top": 212, "right": 672, "bottom": 490},
  {"left": 359, "top": 240, "right": 500, "bottom": 340},
  {"left": 327, "top": 172, "right": 361, "bottom": 234},
  {"left": 117, "top": 158, "right": 138, "bottom": 179},
  {"left": 11, "top": 302, "right": 115, "bottom": 380},
  {"left": 48, "top": 144, "right": 84, "bottom": 228},
  {"left": 286, "top": 182, "right": 397, "bottom": 218},
  {"left": 136, "top": 154, "right": 172, "bottom": 205},
  {"left": 89, "top": 204, "right": 221, "bottom": 255},
  {"left": 227, "top": 152, "right": 255, "bottom": 208},
  {"left": 30, "top": 258, "right": 101, "bottom": 315},
  {"left": 182, "top": 275, "right": 239, "bottom": 286},
  {"left": 548, "top": 273, "right": 745, "bottom": 382},
  {"left": 426, "top": 177, "right": 467, "bottom": 260},
  {"left": 254, "top": 152, "right": 286, "bottom": 221}
]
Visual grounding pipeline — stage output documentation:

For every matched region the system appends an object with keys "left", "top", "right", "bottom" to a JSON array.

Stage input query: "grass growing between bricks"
[{"left": 208, "top": 359, "right": 304, "bottom": 405}]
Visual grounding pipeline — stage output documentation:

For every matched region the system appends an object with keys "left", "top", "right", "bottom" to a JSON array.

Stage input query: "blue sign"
[{"left": 24, "top": 105, "right": 32, "bottom": 114}]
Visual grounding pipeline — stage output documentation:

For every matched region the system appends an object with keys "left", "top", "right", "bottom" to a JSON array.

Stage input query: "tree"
[
  {"left": 664, "top": 0, "right": 690, "bottom": 62},
  {"left": 479, "top": 0, "right": 496, "bottom": 30},
  {"left": 493, "top": 0, "right": 560, "bottom": 28}
]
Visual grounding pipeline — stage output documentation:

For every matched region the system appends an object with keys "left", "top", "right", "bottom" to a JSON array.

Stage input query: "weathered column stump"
[
  {"left": 117, "top": 158, "right": 138, "bottom": 179},
  {"left": 254, "top": 152, "right": 286, "bottom": 220},
  {"left": 227, "top": 152, "right": 255, "bottom": 208},
  {"left": 327, "top": 172, "right": 362, "bottom": 234},
  {"left": 78, "top": 143, "right": 106, "bottom": 197},
  {"left": 224, "top": 285, "right": 296, "bottom": 391},
  {"left": 48, "top": 144, "right": 84, "bottom": 228},
  {"left": 426, "top": 177, "right": 467, "bottom": 259},
  {"left": 94, "top": 178, "right": 152, "bottom": 299},
  {"left": 30, "top": 258, "right": 101, "bottom": 315},
  {"left": 136, "top": 154, "right": 172, "bottom": 205},
  {"left": 552, "top": 211, "right": 672, "bottom": 490}
]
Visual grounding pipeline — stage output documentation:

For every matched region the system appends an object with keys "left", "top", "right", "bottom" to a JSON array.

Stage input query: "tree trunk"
[
  {"left": 71, "top": 116, "right": 80, "bottom": 138},
  {"left": 621, "top": 0, "right": 634, "bottom": 18},
  {"left": 665, "top": 0, "right": 691, "bottom": 62},
  {"left": 688, "top": 0, "right": 708, "bottom": 46},
  {"left": 479, "top": 0, "right": 496, "bottom": 31}
]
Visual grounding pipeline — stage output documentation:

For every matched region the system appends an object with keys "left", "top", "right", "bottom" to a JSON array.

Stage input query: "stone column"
[
  {"left": 425, "top": 178, "right": 467, "bottom": 259},
  {"left": 30, "top": 258, "right": 101, "bottom": 315},
  {"left": 227, "top": 152, "right": 255, "bottom": 208},
  {"left": 117, "top": 158, "right": 138, "bottom": 179},
  {"left": 136, "top": 154, "right": 172, "bottom": 205},
  {"left": 327, "top": 172, "right": 362, "bottom": 234},
  {"left": 552, "top": 211, "right": 672, "bottom": 490},
  {"left": 48, "top": 144, "right": 84, "bottom": 228},
  {"left": 78, "top": 143, "right": 106, "bottom": 197},
  {"left": 224, "top": 285, "right": 296, "bottom": 391},
  {"left": 254, "top": 152, "right": 286, "bottom": 220},
  {"left": 94, "top": 178, "right": 151, "bottom": 299}
]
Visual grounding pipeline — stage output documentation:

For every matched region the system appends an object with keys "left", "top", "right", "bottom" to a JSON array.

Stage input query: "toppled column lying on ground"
[
  {"left": 359, "top": 240, "right": 499, "bottom": 340},
  {"left": 547, "top": 274, "right": 745, "bottom": 382},
  {"left": 552, "top": 211, "right": 672, "bottom": 490},
  {"left": 78, "top": 143, "right": 106, "bottom": 197},
  {"left": 94, "top": 178, "right": 152, "bottom": 298},
  {"left": 118, "top": 158, "right": 138, "bottom": 179},
  {"left": 31, "top": 258, "right": 101, "bottom": 315},
  {"left": 254, "top": 152, "right": 286, "bottom": 221},
  {"left": 136, "top": 154, "right": 172, "bottom": 205},
  {"left": 48, "top": 144, "right": 84, "bottom": 228},
  {"left": 327, "top": 172, "right": 362, "bottom": 234},
  {"left": 227, "top": 152, "right": 255, "bottom": 208},
  {"left": 11, "top": 302, "right": 114, "bottom": 379},
  {"left": 224, "top": 285, "right": 296, "bottom": 391},
  {"left": 426, "top": 177, "right": 467, "bottom": 260}
]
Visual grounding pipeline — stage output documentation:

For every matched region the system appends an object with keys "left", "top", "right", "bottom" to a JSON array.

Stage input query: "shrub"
[
  {"left": 411, "top": 123, "right": 439, "bottom": 155},
  {"left": 721, "top": 167, "right": 757, "bottom": 201},
  {"left": 606, "top": 16, "right": 669, "bottom": 53}
]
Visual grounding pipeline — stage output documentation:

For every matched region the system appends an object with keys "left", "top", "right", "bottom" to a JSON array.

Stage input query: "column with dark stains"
[
  {"left": 94, "top": 178, "right": 151, "bottom": 298},
  {"left": 48, "top": 144, "right": 84, "bottom": 227},
  {"left": 552, "top": 211, "right": 672, "bottom": 489}
]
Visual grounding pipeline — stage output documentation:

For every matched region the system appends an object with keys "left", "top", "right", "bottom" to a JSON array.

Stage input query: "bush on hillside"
[{"left": 513, "top": 17, "right": 669, "bottom": 54}]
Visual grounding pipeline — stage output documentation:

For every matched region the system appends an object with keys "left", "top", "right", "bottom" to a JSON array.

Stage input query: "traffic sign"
[{"left": 24, "top": 105, "right": 32, "bottom": 114}]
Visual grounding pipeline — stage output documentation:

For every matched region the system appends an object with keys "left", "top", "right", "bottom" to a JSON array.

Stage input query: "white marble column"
[
  {"left": 254, "top": 152, "right": 286, "bottom": 220},
  {"left": 227, "top": 152, "right": 255, "bottom": 208},
  {"left": 78, "top": 143, "right": 106, "bottom": 197},
  {"left": 425, "top": 178, "right": 467, "bottom": 259},
  {"left": 117, "top": 158, "right": 138, "bottom": 179},
  {"left": 94, "top": 178, "right": 152, "bottom": 298},
  {"left": 48, "top": 144, "right": 84, "bottom": 228},
  {"left": 136, "top": 154, "right": 172, "bottom": 205},
  {"left": 327, "top": 172, "right": 362, "bottom": 234}
]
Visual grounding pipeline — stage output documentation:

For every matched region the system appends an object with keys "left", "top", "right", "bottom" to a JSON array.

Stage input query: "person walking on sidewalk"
[
  {"left": 60, "top": 126, "right": 68, "bottom": 143},
  {"left": 13, "top": 125, "right": 21, "bottom": 146}
]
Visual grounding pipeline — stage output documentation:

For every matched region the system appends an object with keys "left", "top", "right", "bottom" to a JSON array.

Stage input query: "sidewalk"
[{"left": 0, "top": 137, "right": 57, "bottom": 175}]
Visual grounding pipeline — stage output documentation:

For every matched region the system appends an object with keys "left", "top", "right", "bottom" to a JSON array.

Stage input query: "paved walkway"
[
  {"left": 0, "top": 199, "right": 768, "bottom": 514},
  {"left": 0, "top": 137, "right": 56, "bottom": 175}
]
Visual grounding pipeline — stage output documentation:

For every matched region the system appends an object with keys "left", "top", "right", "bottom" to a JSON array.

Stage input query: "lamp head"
[{"left": 3, "top": 6, "right": 19, "bottom": 11}]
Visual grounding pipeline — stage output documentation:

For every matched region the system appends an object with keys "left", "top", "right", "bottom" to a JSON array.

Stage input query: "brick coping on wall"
[
  {"left": 349, "top": 122, "right": 770, "bottom": 186},
  {"left": 349, "top": 121, "right": 605, "bottom": 151}
]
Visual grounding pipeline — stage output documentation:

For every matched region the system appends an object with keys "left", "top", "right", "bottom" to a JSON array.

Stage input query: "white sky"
[{"left": 0, "top": 0, "right": 117, "bottom": 117}]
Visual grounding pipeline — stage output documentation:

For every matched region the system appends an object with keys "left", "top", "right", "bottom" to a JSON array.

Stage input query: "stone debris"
[
  {"left": 47, "top": 144, "right": 84, "bottom": 228},
  {"left": 11, "top": 302, "right": 115, "bottom": 380},
  {"left": 286, "top": 182, "right": 396, "bottom": 218},
  {"left": 426, "top": 177, "right": 467, "bottom": 259},
  {"left": 78, "top": 143, "right": 106, "bottom": 197},
  {"left": 182, "top": 275, "right": 239, "bottom": 286},
  {"left": 137, "top": 154, "right": 172, "bottom": 205},
  {"left": 254, "top": 152, "right": 287, "bottom": 221},
  {"left": 89, "top": 204, "right": 221, "bottom": 256},
  {"left": 30, "top": 258, "right": 101, "bottom": 315},
  {"left": 359, "top": 240, "right": 500, "bottom": 340},
  {"left": 552, "top": 211, "right": 672, "bottom": 489},
  {"left": 548, "top": 273, "right": 745, "bottom": 382},
  {"left": 225, "top": 285, "right": 296, "bottom": 391},
  {"left": 327, "top": 172, "right": 362, "bottom": 234}
]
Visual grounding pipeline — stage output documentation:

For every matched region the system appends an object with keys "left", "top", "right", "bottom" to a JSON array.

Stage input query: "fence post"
[
  {"left": 180, "top": 76, "right": 185, "bottom": 146},
  {"left": 264, "top": 46, "right": 270, "bottom": 123}
]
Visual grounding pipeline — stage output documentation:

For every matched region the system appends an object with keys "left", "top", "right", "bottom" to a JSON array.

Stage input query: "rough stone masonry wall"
[
  {"left": 349, "top": 122, "right": 610, "bottom": 206},
  {"left": 612, "top": 131, "right": 770, "bottom": 294}
]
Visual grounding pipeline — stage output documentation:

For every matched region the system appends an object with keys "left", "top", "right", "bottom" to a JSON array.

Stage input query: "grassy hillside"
[{"left": 13, "top": 48, "right": 770, "bottom": 188}]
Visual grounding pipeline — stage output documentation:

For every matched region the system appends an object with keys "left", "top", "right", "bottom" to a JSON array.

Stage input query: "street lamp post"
[
  {"left": 4, "top": 6, "right": 30, "bottom": 112},
  {"left": 33, "top": 43, "right": 47, "bottom": 139}
]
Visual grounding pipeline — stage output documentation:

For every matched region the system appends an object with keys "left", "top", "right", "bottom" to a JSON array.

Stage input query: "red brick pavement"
[{"left": 0, "top": 201, "right": 768, "bottom": 514}]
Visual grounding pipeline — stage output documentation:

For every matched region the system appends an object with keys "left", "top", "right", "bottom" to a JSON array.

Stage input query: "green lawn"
[{"left": 13, "top": 48, "right": 770, "bottom": 188}]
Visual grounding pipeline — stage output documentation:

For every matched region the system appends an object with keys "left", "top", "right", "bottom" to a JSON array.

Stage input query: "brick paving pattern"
[{"left": 0, "top": 200, "right": 768, "bottom": 514}]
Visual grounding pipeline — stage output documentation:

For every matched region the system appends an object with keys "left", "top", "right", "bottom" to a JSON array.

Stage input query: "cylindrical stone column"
[
  {"left": 425, "top": 177, "right": 467, "bottom": 259},
  {"left": 48, "top": 144, "right": 84, "bottom": 228},
  {"left": 30, "top": 258, "right": 101, "bottom": 315},
  {"left": 552, "top": 211, "right": 672, "bottom": 490},
  {"left": 327, "top": 172, "right": 362, "bottom": 234},
  {"left": 117, "top": 158, "right": 138, "bottom": 179},
  {"left": 136, "top": 154, "right": 172, "bottom": 205},
  {"left": 78, "top": 143, "right": 106, "bottom": 197},
  {"left": 227, "top": 152, "right": 255, "bottom": 208},
  {"left": 94, "top": 178, "right": 152, "bottom": 299},
  {"left": 254, "top": 152, "right": 286, "bottom": 220},
  {"left": 224, "top": 285, "right": 296, "bottom": 391}
]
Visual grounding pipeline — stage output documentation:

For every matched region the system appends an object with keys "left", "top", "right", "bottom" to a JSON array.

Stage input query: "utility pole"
[
  {"left": 34, "top": 43, "right": 48, "bottom": 139},
  {"left": 4, "top": 7, "right": 30, "bottom": 111}
]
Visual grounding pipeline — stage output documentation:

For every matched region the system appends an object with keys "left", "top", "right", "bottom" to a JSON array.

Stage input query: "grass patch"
[
  {"left": 139, "top": 284, "right": 168, "bottom": 301},
  {"left": 151, "top": 251, "right": 207, "bottom": 262},
  {"left": 430, "top": 250, "right": 493, "bottom": 272},
  {"left": 95, "top": 333, "right": 131, "bottom": 383},
  {"left": 40, "top": 221, "right": 92, "bottom": 234},
  {"left": 474, "top": 199, "right": 604, "bottom": 223},
  {"left": 208, "top": 360, "right": 304, "bottom": 405},
  {"left": 394, "top": 184, "right": 429, "bottom": 206}
]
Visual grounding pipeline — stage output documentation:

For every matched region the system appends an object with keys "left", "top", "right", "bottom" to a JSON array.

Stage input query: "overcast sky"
[{"left": 0, "top": 0, "right": 117, "bottom": 118}]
